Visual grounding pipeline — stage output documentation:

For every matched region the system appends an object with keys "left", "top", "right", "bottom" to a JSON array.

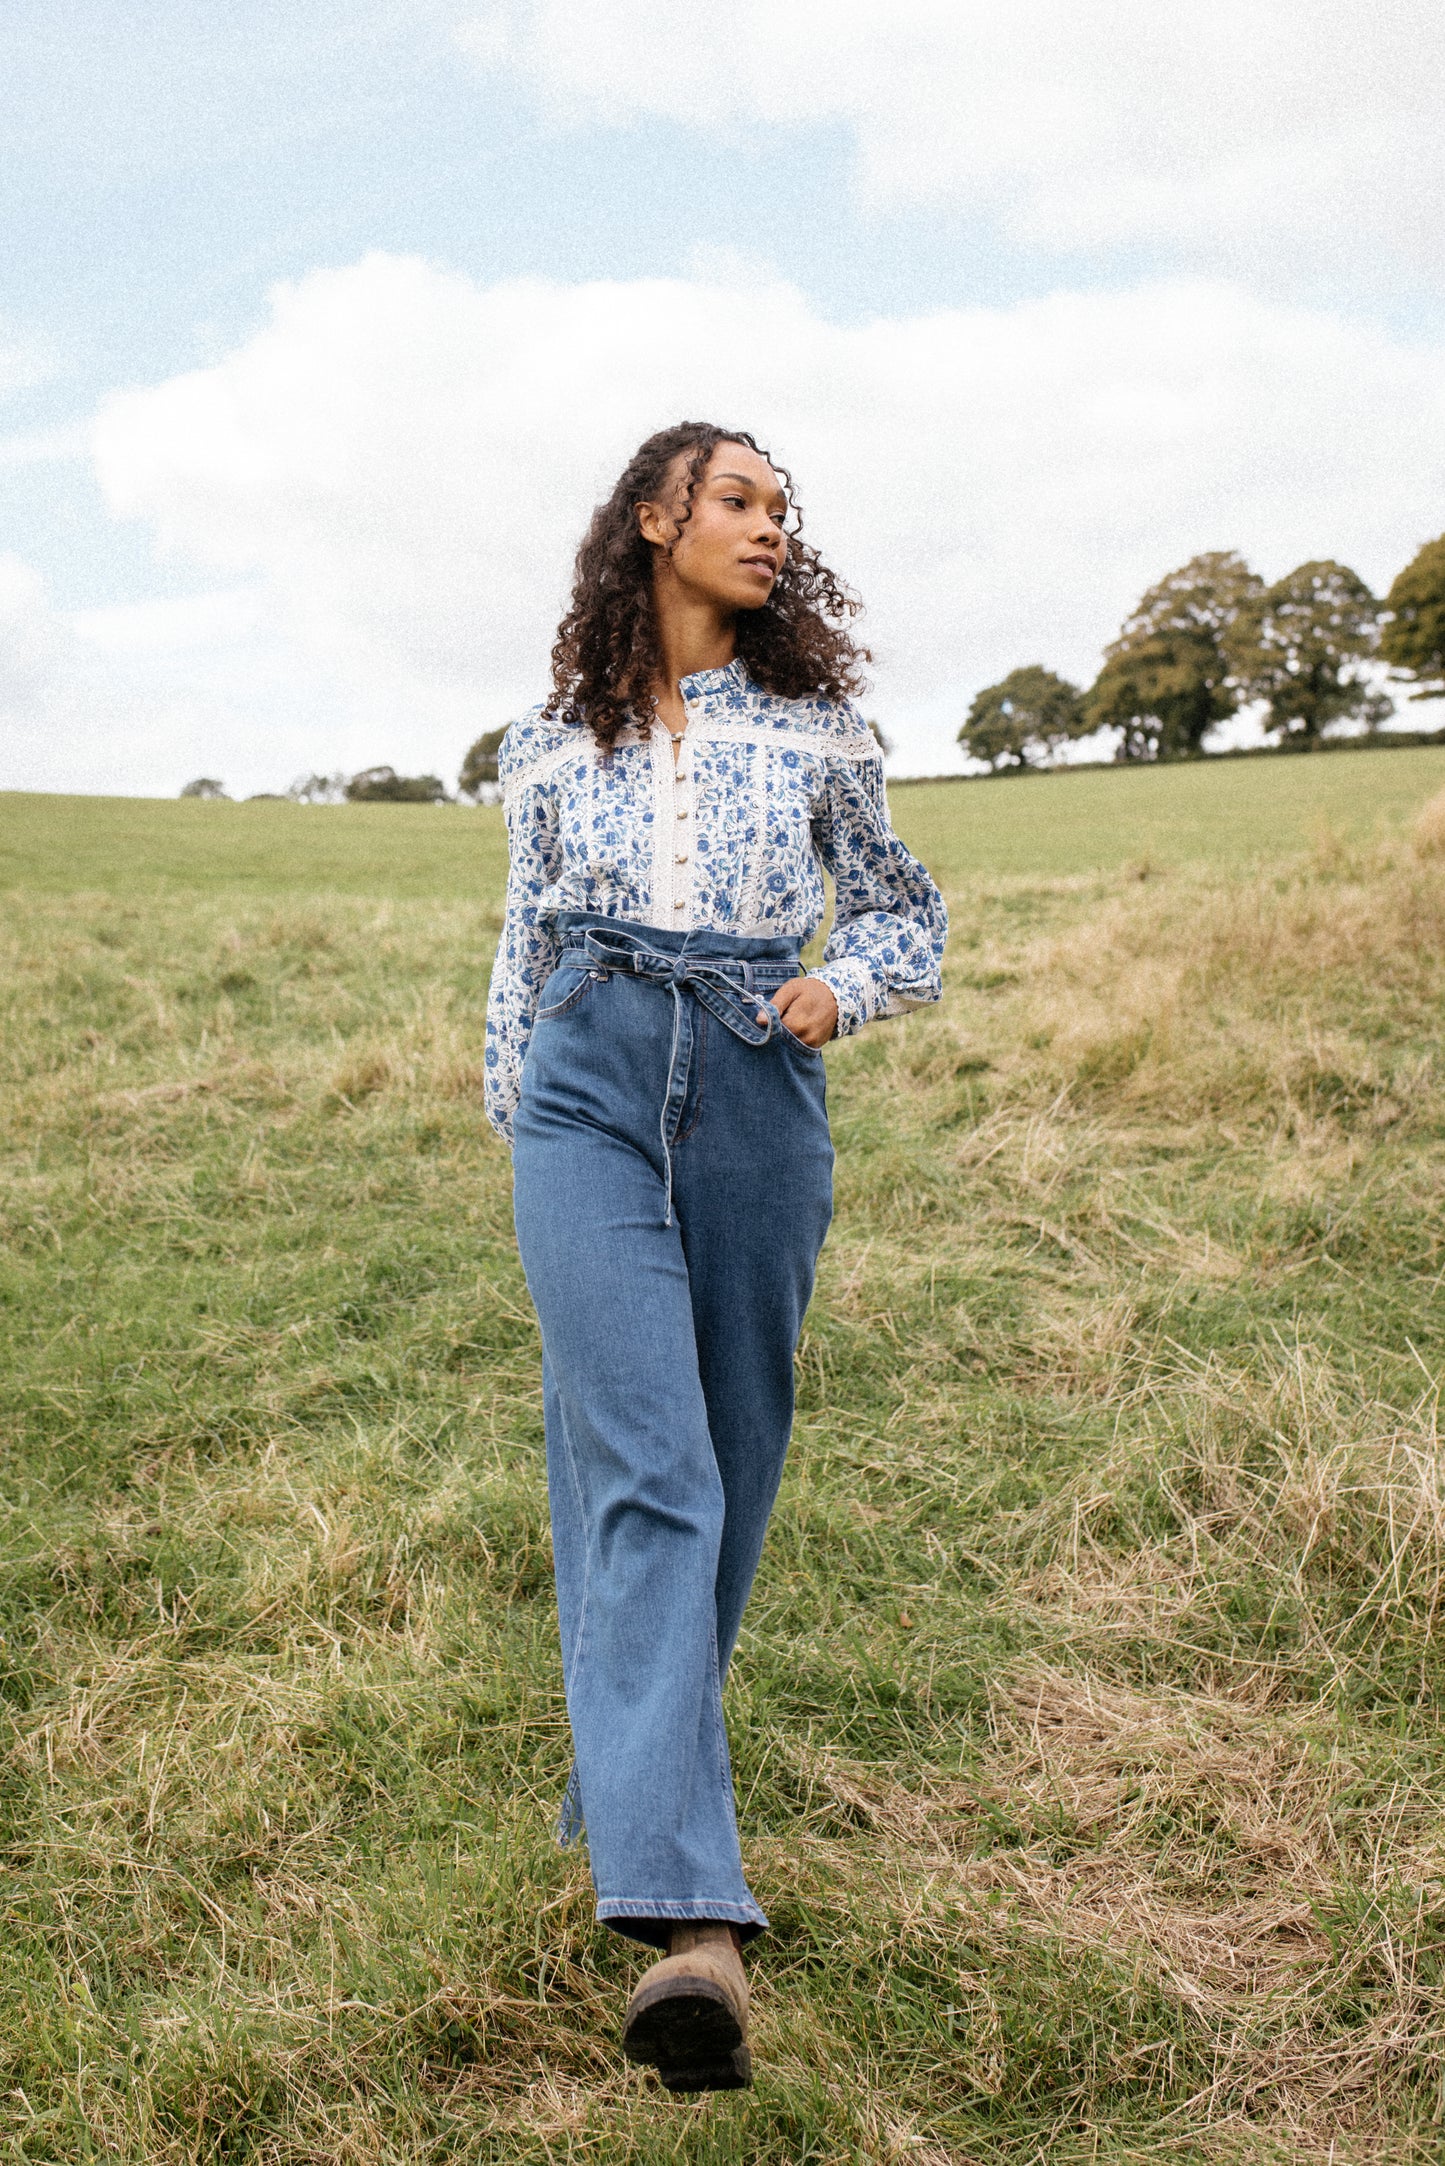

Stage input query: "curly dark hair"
[{"left": 547, "top": 422, "right": 870, "bottom": 751}]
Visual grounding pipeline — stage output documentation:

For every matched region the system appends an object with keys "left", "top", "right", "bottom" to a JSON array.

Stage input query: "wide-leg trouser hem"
[{"left": 598, "top": 1896, "right": 769, "bottom": 1951}]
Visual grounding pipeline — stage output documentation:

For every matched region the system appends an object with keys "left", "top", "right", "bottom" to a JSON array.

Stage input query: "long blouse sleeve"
[
  {"left": 484, "top": 727, "right": 563, "bottom": 1143},
  {"left": 810, "top": 740, "right": 948, "bottom": 1037}
]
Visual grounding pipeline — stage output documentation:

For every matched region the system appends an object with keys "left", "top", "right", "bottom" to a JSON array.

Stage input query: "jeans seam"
[
  {"left": 708, "top": 1624, "right": 730, "bottom": 1795},
  {"left": 598, "top": 1897, "right": 767, "bottom": 1916},
  {"left": 535, "top": 973, "right": 598, "bottom": 1022},
  {"left": 673, "top": 1004, "right": 707, "bottom": 1144},
  {"left": 555, "top": 1402, "right": 593, "bottom": 1841}
]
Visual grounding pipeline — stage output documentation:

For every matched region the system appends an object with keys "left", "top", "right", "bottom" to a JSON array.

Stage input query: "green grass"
[
  {"left": 9, "top": 737, "right": 1445, "bottom": 898},
  {"left": 2, "top": 749, "right": 1445, "bottom": 2162},
  {"left": 891, "top": 740, "right": 1445, "bottom": 880},
  {"left": 0, "top": 792, "right": 511, "bottom": 899}
]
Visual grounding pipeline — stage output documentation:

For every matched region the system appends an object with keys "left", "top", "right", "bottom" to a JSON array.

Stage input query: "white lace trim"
[
  {"left": 733, "top": 737, "right": 775, "bottom": 935},
  {"left": 674, "top": 732, "right": 697, "bottom": 929},
  {"left": 700, "top": 716, "right": 881, "bottom": 764},
  {"left": 644, "top": 725, "right": 677, "bottom": 930},
  {"left": 503, "top": 715, "right": 878, "bottom": 806},
  {"left": 501, "top": 732, "right": 599, "bottom": 805}
]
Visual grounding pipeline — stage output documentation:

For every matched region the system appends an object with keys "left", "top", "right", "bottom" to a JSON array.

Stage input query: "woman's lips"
[{"left": 742, "top": 557, "right": 778, "bottom": 578}]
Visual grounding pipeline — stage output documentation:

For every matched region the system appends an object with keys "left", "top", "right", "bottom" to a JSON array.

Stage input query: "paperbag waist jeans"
[{"left": 511, "top": 912, "right": 834, "bottom": 1947}]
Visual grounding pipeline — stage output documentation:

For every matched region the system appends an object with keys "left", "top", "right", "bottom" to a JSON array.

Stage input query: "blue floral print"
[{"left": 484, "top": 658, "right": 947, "bottom": 1141}]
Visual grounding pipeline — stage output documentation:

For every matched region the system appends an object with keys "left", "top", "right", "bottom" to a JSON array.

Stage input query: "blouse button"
[
  {"left": 676, "top": 807, "right": 688, "bottom": 819},
  {"left": 676, "top": 853, "right": 688, "bottom": 864},
  {"left": 673, "top": 898, "right": 685, "bottom": 910}
]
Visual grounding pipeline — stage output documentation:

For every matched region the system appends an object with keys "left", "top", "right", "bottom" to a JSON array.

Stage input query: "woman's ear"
[{"left": 636, "top": 497, "right": 673, "bottom": 551}]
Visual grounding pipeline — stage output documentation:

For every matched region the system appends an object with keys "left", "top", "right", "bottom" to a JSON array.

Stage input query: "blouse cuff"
[{"left": 811, "top": 956, "right": 879, "bottom": 1038}]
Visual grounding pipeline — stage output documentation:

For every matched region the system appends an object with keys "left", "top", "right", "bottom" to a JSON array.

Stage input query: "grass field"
[{"left": 3, "top": 750, "right": 1445, "bottom": 2162}]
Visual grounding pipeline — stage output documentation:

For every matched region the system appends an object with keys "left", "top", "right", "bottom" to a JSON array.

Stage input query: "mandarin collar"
[{"left": 678, "top": 657, "right": 750, "bottom": 700}]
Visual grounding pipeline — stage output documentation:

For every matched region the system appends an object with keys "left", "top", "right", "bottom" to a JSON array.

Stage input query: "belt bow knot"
[{"left": 557, "top": 926, "right": 790, "bottom": 1224}]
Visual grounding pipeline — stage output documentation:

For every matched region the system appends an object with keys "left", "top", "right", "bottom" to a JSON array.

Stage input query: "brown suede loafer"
[{"left": 622, "top": 1924, "right": 752, "bottom": 2092}]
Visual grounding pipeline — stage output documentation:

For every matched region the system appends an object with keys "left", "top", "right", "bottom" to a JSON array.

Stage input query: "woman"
[{"left": 484, "top": 422, "right": 946, "bottom": 2091}]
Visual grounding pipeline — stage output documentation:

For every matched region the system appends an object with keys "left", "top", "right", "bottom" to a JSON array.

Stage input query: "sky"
[{"left": 3, "top": 0, "right": 1445, "bottom": 796}]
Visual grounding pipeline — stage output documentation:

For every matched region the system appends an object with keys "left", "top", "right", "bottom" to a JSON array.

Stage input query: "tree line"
[
  {"left": 958, "top": 531, "right": 1445, "bottom": 771},
  {"left": 180, "top": 766, "right": 453, "bottom": 803},
  {"left": 180, "top": 531, "right": 1445, "bottom": 801}
]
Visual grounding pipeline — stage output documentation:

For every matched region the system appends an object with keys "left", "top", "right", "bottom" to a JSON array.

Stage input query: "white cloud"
[
  {"left": 3, "top": 568, "right": 464, "bottom": 801},
  {"left": 457, "top": 0, "right": 1445, "bottom": 292},
  {"left": 0, "top": 554, "right": 263, "bottom": 798},
  {"left": 0, "top": 555, "right": 76, "bottom": 714},
  {"left": 0, "top": 554, "right": 156, "bottom": 796},
  {"left": 0, "top": 547, "right": 387, "bottom": 801},
  {"left": 78, "top": 253, "right": 1445, "bottom": 787}
]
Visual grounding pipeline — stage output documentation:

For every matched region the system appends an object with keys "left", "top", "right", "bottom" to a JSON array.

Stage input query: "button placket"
[
  {"left": 648, "top": 702, "right": 700, "bottom": 928},
  {"left": 670, "top": 718, "right": 695, "bottom": 920}
]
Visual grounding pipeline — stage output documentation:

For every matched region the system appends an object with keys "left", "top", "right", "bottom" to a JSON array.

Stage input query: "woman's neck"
[{"left": 651, "top": 581, "right": 736, "bottom": 735}]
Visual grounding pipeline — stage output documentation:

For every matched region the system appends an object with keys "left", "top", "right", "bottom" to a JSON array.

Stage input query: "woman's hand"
[{"left": 761, "top": 975, "right": 838, "bottom": 1047}]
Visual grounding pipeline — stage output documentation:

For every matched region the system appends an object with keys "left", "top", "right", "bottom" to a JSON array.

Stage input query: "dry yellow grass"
[
  {"left": 3, "top": 781, "right": 1445, "bottom": 2160},
  {"left": 1411, "top": 784, "right": 1445, "bottom": 859}
]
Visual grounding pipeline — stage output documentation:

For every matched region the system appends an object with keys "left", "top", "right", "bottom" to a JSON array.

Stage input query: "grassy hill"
[
  {"left": 7, "top": 737, "right": 1445, "bottom": 895},
  {"left": 3, "top": 751, "right": 1445, "bottom": 2162}
]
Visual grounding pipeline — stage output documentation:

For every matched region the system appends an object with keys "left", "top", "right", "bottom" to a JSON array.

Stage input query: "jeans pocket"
[
  {"left": 774, "top": 1009, "right": 825, "bottom": 1056},
  {"left": 535, "top": 966, "right": 598, "bottom": 1021}
]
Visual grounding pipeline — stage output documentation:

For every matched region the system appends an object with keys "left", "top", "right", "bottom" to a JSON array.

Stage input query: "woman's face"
[{"left": 638, "top": 442, "right": 789, "bottom": 613}]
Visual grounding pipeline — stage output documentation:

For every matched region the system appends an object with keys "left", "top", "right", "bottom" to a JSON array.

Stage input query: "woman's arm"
[
  {"left": 810, "top": 739, "right": 948, "bottom": 1035},
  {"left": 484, "top": 741, "right": 563, "bottom": 1144}
]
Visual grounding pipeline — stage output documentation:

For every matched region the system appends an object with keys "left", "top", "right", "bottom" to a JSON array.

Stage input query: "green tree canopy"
[
  {"left": 457, "top": 728, "right": 508, "bottom": 799},
  {"left": 1380, "top": 534, "right": 1445, "bottom": 699},
  {"left": 1083, "top": 551, "right": 1261, "bottom": 761},
  {"left": 179, "top": 777, "right": 228, "bottom": 799},
  {"left": 287, "top": 771, "right": 348, "bottom": 804},
  {"left": 958, "top": 666, "right": 1085, "bottom": 771},
  {"left": 1223, "top": 559, "right": 1388, "bottom": 745},
  {"left": 344, "top": 766, "right": 450, "bottom": 804}
]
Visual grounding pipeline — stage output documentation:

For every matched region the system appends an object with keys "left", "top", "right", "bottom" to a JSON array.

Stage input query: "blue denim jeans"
[{"left": 511, "top": 913, "right": 834, "bottom": 1947}]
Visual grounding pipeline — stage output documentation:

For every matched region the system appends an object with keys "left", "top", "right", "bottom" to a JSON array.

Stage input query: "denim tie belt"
[{"left": 557, "top": 926, "right": 797, "bottom": 1226}]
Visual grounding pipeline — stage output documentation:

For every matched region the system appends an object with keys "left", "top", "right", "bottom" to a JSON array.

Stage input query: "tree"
[
  {"left": 344, "top": 766, "right": 451, "bottom": 803},
  {"left": 287, "top": 771, "right": 348, "bottom": 804},
  {"left": 1380, "top": 534, "right": 1445, "bottom": 700},
  {"left": 457, "top": 729, "right": 508, "bottom": 800},
  {"left": 179, "top": 778, "right": 228, "bottom": 799},
  {"left": 1083, "top": 551, "right": 1261, "bottom": 761},
  {"left": 958, "top": 666, "right": 1085, "bottom": 771},
  {"left": 1223, "top": 559, "right": 1389, "bottom": 745}
]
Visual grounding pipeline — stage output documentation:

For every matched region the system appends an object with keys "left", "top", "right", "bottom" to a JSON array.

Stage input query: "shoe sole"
[
  {"left": 660, "top": 2044, "right": 753, "bottom": 2092},
  {"left": 623, "top": 1977, "right": 751, "bottom": 2092}
]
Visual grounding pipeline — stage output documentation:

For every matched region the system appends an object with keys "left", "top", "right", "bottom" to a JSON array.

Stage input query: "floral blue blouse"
[{"left": 484, "top": 658, "right": 948, "bottom": 1141}]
